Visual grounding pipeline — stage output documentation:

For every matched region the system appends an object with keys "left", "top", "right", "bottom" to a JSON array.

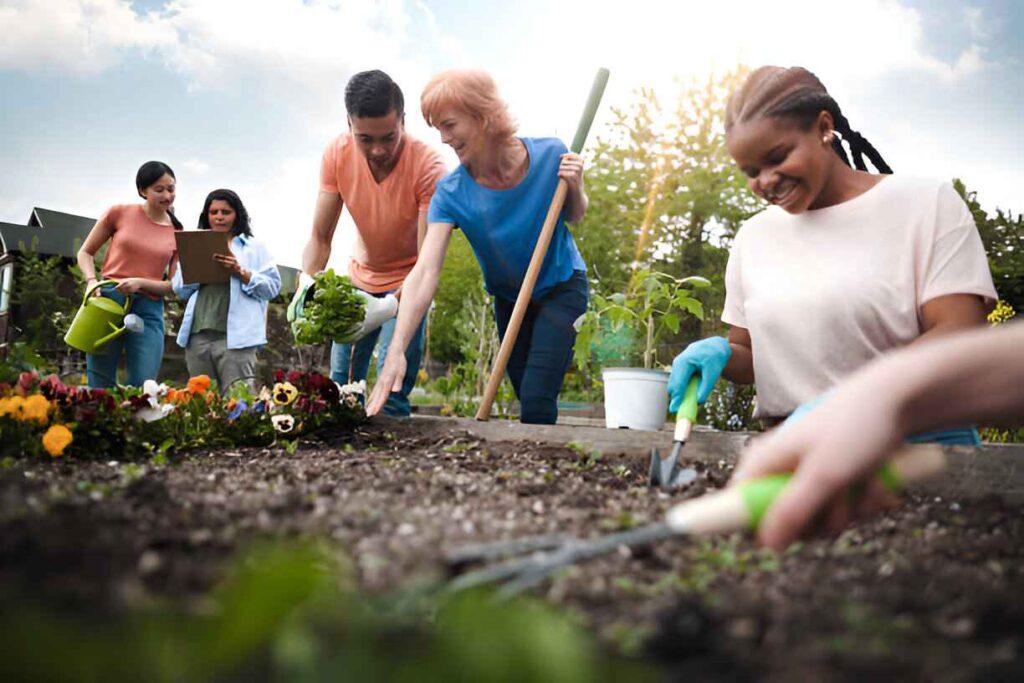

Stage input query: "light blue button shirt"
[{"left": 172, "top": 234, "right": 281, "bottom": 350}]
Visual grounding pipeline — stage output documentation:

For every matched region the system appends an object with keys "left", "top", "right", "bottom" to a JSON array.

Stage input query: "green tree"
[
  {"left": 955, "top": 179, "right": 1024, "bottom": 312},
  {"left": 427, "top": 230, "right": 488, "bottom": 367},
  {"left": 652, "top": 67, "right": 762, "bottom": 344},
  {"left": 577, "top": 68, "right": 762, "bottom": 367}
]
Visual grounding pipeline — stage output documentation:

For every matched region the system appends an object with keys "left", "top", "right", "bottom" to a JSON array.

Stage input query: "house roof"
[
  {"left": 1, "top": 207, "right": 301, "bottom": 294},
  {"left": 0, "top": 208, "right": 96, "bottom": 259}
]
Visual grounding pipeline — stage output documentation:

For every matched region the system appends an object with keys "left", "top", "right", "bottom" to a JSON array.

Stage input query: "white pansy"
[
  {"left": 271, "top": 414, "right": 295, "bottom": 433},
  {"left": 134, "top": 404, "right": 175, "bottom": 423},
  {"left": 336, "top": 380, "right": 366, "bottom": 396}
]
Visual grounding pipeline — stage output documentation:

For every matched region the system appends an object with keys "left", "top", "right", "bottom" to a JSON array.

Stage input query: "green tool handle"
[
  {"left": 677, "top": 375, "right": 699, "bottom": 423},
  {"left": 739, "top": 444, "right": 946, "bottom": 529},
  {"left": 666, "top": 445, "right": 946, "bottom": 535},
  {"left": 570, "top": 68, "right": 610, "bottom": 154}
]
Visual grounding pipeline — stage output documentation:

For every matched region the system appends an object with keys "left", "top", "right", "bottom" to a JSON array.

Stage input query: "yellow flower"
[
  {"left": 272, "top": 382, "right": 299, "bottom": 406},
  {"left": 42, "top": 424, "right": 73, "bottom": 457},
  {"left": 988, "top": 300, "right": 1016, "bottom": 326},
  {"left": 22, "top": 394, "right": 51, "bottom": 425},
  {"left": 0, "top": 396, "right": 26, "bottom": 420}
]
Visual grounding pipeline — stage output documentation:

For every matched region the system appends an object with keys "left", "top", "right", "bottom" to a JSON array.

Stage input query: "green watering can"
[{"left": 64, "top": 279, "right": 143, "bottom": 354}]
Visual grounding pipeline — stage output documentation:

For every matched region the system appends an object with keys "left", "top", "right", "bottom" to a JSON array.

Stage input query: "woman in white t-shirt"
[{"left": 667, "top": 66, "right": 996, "bottom": 440}]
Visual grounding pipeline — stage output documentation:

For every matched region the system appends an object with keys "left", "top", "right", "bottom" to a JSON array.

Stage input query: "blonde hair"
[{"left": 421, "top": 69, "right": 517, "bottom": 139}]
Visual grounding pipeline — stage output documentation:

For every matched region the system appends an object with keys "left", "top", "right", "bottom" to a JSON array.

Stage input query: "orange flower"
[
  {"left": 187, "top": 375, "right": 212, "bottom": 394},
  {"left": 226, "top": 398, "right": 238, "bottom": 411},
  {"left": 42, "top": 424, "right": 73, "bottom": 457},
  {"left": 22, "top": 394, "right": 51, "bottom": 425}
]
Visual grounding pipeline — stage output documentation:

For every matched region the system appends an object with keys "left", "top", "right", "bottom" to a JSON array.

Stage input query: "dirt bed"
[{"left": 1, "top": 420, "right": 1021, "bottom": 680}]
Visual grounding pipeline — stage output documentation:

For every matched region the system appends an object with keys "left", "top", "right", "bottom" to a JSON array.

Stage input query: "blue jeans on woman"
[
  {"left": 493, "top": 270, "right": 589, "bottom": 424},
  {"left": 330, "top": 288, "right": 426, "bottom": 418},
  {"left": 85, "top": 286, "right": 165, "bottom": 388}
]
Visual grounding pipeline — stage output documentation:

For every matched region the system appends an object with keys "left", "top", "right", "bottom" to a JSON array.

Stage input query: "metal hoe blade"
[{"left": 648, "top": 443, "right": 698, "bottom": 489}]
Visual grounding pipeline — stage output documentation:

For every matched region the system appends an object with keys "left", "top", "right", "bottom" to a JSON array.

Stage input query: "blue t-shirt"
[{"left": 427, "top": 137, "right": 587, "bottom": 301}]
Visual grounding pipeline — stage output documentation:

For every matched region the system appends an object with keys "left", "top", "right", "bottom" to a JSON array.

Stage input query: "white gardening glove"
[
  {"left": 287, "top": 271, "right": 317, "bottom": 327},
  {"left": 337, "top": 290, "right": 399, "bottom": 343}
]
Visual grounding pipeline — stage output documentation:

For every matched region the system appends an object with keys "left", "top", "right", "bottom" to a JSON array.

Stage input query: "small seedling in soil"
[
  {"left": 612, "top": 464, "right": 631, "bottom": 479},
  {"left": 565, "top": 442, "right": 602, "bottom": 472},
  {"left": 442, "top": 439, "right": 478, "bottom": 454},
  {"left": 600, "top": 510, "right": 642, "bottom": 531}
]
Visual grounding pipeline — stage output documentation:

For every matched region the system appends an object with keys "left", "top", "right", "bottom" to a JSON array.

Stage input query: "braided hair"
[{"left": 726, "top": 66, "right": 892, "bottom": 174}]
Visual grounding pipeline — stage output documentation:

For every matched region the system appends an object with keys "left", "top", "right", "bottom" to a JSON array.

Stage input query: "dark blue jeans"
[{"left": 493, "top": 270, "right": 588, "bottom": 424}]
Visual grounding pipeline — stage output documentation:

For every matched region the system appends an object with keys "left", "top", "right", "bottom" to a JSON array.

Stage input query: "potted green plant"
[{"left": 574, "top": 270, "right": 708, "bottom": 430}]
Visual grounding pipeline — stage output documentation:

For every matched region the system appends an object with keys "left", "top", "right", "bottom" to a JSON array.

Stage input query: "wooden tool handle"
[
  {"left": 665, "top": 444, "right": 946, "bottom": 535},
  {"left": 475, "top": 68, "right": 609, "bottom": 421}
]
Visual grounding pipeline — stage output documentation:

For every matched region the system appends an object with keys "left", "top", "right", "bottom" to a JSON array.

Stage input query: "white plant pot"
[{"left": 601, "top": 367, "right": 669, "bottom": 431}]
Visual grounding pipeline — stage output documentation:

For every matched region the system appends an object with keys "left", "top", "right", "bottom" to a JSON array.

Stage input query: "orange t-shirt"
[
  {"left": 99, "top": 204, "right": 178, "bottom": 284},
  {"left": 319, "top": 133, "right": 446, "bottom": 292}
]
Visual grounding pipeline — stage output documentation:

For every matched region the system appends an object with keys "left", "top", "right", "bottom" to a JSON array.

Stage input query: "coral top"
[
  {"left": 319, "top": 133, "right": 446, "bottom": 292},
  {"left": 99, "top": 204, "right": 177, "bottom": 287}
]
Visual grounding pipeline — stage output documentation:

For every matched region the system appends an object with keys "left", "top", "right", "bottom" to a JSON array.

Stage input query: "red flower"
[
  {"left": 286, "top": 370, "right": 303, "bottom": 384},
  {"left": 275, "top": 369, "right": 285, "bottom": 383},
  {"left": 17, "top": 371, "right": 39, "bottom": 393}
]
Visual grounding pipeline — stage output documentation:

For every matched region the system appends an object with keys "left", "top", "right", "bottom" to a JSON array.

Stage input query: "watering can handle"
[{"left": 84, "top": 279, "right": 132, "bottom": 313}]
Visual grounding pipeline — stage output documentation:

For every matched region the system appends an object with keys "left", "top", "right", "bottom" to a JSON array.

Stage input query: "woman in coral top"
[{"left": 76, "top": 161, "right": 183, "bottom": 388}]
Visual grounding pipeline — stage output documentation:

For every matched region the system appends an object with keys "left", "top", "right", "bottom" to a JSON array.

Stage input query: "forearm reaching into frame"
[{"left": 365, "top": 222, "right": 454, "bottom": 415}]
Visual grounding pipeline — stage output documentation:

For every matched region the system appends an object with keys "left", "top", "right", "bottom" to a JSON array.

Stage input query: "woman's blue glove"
[{"left": 667, "top": 337, "right": 732, "bottom": 412}]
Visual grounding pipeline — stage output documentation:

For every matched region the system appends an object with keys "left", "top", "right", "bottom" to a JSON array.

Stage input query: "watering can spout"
[{"left": 95, "top": 321, "right": 128, "bottom": 348}]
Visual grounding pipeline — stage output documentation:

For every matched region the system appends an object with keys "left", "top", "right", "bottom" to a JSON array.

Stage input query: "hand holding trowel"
[{"left": 649, "top": 374, "right": 700, "bottom": 488}]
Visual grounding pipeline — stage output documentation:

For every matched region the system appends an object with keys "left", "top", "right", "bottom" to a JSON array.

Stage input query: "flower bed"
[{"left": 0, "top": 370, "right": 365, "bottom": 460}]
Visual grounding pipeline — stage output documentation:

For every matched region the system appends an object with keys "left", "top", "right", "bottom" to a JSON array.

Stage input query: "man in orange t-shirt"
[{"left": 301, "top": 70, "right": 446, "bottom": 417}]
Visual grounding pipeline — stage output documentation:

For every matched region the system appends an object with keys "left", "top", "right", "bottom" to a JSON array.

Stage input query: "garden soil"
[{"left": 1, "top": 419, "right": 1021, "bottom": 680}]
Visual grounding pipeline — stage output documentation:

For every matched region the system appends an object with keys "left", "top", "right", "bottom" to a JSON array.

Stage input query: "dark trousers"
[{"left": 493, "top": 271, "right": 588, "bottom": 424}]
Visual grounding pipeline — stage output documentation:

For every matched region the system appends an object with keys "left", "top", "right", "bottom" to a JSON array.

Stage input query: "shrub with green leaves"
[{"left": 292, "top": 269, "right": 366, "bottom": 345}]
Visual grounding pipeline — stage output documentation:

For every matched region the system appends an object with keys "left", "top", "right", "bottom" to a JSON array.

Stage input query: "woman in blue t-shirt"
[{"left": 366, "top": 69, "right": 589, "bottom": 424}]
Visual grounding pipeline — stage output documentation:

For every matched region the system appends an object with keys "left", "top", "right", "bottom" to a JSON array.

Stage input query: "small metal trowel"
[{"left": 649, "top": 375, "right": 700, "bottom": 488}]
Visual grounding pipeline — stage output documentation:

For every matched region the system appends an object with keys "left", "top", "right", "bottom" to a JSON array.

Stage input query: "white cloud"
[
  {"left": 180, "top": 158, "right": 210, "bottom": 176},
  {"left": 0, "top": 0, "right": 174, "bottom": 74}
]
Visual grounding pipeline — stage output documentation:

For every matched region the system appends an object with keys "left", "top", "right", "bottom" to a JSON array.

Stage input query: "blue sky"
[{"left": 1, "top": 0, "right": 1020, "bottom": 269}]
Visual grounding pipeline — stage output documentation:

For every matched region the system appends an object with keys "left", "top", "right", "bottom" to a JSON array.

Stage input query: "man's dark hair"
[{"left": 345, "top": 70, "right": 404, "bottom": 119}]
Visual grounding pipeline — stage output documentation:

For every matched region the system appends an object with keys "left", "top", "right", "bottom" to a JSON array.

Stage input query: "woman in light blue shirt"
[{"left": 172, "top": 189, "right": 281, "bottom": 393}]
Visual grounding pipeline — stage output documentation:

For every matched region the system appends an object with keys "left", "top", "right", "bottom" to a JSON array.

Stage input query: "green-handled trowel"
[{"left": 649, "top": 374, "right": 700, "bottom": 488}]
